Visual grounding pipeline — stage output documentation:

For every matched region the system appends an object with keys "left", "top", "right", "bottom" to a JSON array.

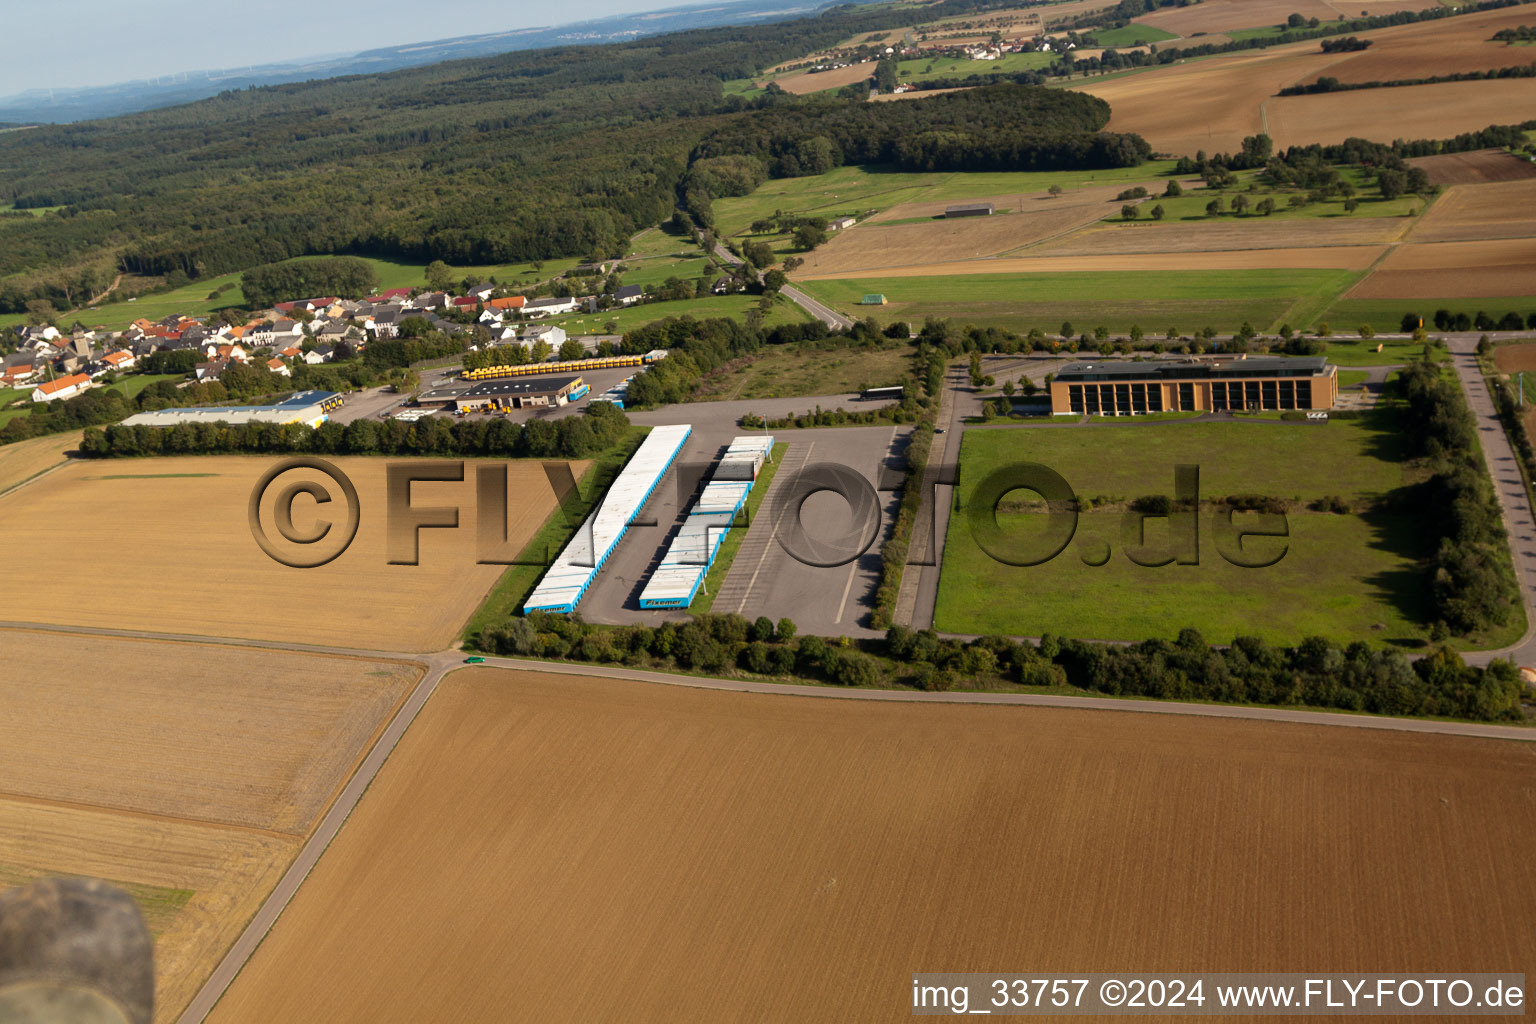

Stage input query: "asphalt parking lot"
[{"left": 578, "top": 392, "right": 908, "bottom": 636}]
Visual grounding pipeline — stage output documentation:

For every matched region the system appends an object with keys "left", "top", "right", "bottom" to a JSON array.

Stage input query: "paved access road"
[{"left": 1444, "top": 334, "right": 1536, "bottom": 667}]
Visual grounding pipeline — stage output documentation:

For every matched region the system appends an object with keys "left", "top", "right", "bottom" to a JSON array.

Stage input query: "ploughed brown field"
[
  {"left": 0, "top": 455, "right": 572, "bottom": 650},
  {"left": 1139, "top": 0, "right": 1346, "bottom": 35},
  {"left": 0, "top": 628, "right": 419, "bottom": 1022},
  {"left": 208, "top": 670, "right": 1536, "bottom": 1024},
  {"left": 1493, "top": 342, "right": 1536, "bottom": 375},
  {"left": 1083, "top": 7, "right": 1536, "bottom": 155},
  {"left": 1347, "top": 237, "right": 1536, "bottom": 299},
  {"left": 1409, "top": 149, "right": 1536, "bottom": 185},
  {"left": 1408, "top": 179, "right": 1536, "bottom": 243}
]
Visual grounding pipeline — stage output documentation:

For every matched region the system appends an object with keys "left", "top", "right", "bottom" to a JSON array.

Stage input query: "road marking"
[
  {"left": 834, "top": 559, "right": 858, "bottom": 625},
  {"left": 737, "top": 442, "right": 812, "bottom": 612}
]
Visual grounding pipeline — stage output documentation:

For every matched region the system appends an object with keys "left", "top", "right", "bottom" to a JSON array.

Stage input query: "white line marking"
[{"left": 738, "top": 442, "right": 813, "bottom": 612}]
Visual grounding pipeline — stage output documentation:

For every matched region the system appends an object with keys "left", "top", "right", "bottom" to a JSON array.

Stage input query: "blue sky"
[{"left": 2, "top": 0, "right": 670, "bottom": 96}]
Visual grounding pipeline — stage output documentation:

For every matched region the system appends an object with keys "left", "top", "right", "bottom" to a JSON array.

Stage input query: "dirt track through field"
[
  {"left": 207, "top": 668, "right": 1536, "bottom": 1024},
  {"left": 0, "top": 627, "right": 419, "bottom": 1023}
]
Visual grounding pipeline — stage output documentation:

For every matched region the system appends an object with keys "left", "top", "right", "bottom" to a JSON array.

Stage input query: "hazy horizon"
[{"left": 1, "top": 0, "right": 684, "bottom": 97}]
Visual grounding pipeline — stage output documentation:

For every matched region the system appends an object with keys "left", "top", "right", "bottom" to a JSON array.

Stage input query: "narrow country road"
[{"left": 700, "top": 230, "right": 854, "bottom": 330}]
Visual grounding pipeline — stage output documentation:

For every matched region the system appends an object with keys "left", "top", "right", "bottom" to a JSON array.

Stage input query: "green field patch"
[
  {"left": 691, "top": 442, "right": 787, "bottom": 614},
  {"left": 1321, "top": 338, "right": 1439, "bottom": 366},
  {"left": 1088, "top": 22, "right": 1178, "bottom": 46},
  {"left": 696, "top": 338, "right": 912, "bottom": 401},
  {"left": 935, "top": 416, "right": 1439, "bottom": 646},
  {"left": 1320, "top": 297, "right": 1536, "bottom": 334},
  {"left": 712, "top": 162, "right": 1180, "bottom": 238},
  {"left": 797, "top": 269, "right": 1354, "bottom": 334},
  {"left": 895, "top": 51, "right": 1053, "bottom": 84},
  {"left": 0, "top": 863, "right": 192, "bottom": 937}
]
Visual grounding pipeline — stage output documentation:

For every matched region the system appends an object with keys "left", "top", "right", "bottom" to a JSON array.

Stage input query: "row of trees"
[
  {"left": 80, "top": 398, "right": 633, "bottom": 461},
  {"left": 474, "top": 611, "right": 1526, "bottom": 721},
  {"left": 1397, "top": 359, "right": 1521, "bottom": 637}
]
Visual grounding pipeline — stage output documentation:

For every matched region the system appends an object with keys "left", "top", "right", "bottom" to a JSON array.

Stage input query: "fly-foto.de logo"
[{"left": 963, "top": 463, "right": 1290, "bottom": 569}]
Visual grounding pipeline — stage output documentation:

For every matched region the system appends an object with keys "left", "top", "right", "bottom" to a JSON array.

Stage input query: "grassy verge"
[
  {"left": 690, "top": 442, "right": 787, "bottom": 614},
  {"left": 460, "top": 427, "right": 649, "bottom": 642}
]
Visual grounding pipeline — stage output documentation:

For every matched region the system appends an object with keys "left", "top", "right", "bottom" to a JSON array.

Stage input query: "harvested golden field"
[
  {"left": 1409, "top": 148, "right": 1536, "bottom": 185},
  {"left": 0, "top": 456, "right": 571, "bottom": 650},
  {"left": 0, "top": 430, "right": 79, "bottom": 494},
  {"left": 1033, "top": 215, "right": 1407, "bottom": 256},
  {"left": 1084, "top": 10, "right": 1536, "bottom": 156},
  {"left": 1315, "top": 5, "right": 1536, "bottom": 83},
  {"left": 1266, "top": 77, "right": 1536, "bottom": 150},
  {"left": 0, "top": 629, "right": 419, "bottom": 1022},
  {"left": 1348, "top": 236, "right": 1536, "bottom": 298},
  {"left": 209, "top": 670, "right": 1536, "bottom": 1024},
  {"left": 1140, "top": 0, "right": 1344, "bottom": 35},
  {"left": 795, "top": 245, "right": 1383, "bottom": 280},
  {"left": 1409, "top": 180, "right": 1536, "bottom": 242},
  {"left": 796, "top": 184, "right": 1140, "bottom": 275},
  {"left": 1080, "top": 43, "right": 1338, "bottom": 155},
  {"left": 764, "top": 62, "right": 872, "bottom": 94}
]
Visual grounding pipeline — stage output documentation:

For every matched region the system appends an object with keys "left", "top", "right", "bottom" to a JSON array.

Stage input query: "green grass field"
[
  {"left": 1319, "top": 298, "right": 1536, "bottom": 334},
  {"left": 1088, "top": 22, "right": 1178, "bottom": 46},
  {"left": 691, "top": 442, "right": 787, "bottom": 613},
  {"left": 1318, "top": 337, "right": 1445, "bottom": 366},
  {"left": 98, "top": 372, "right": 184, "bottom": 400},
  {"left": 712, "top": 162, "right": 1180, "bottom": 238},
  {"left": 934, "top": 415, "right": 1456, "bottom": 648},
  {"left": 895, "top": 51, "right": 1053, "bottom": 83},
  {"left": 695, "top": 338, "right": 912, "bottom": 401},
  {"left": 1119, "top": 185, "right": 1423, "bottom": 222},
  {"left": 797, "top": 269, "right": 1358, "bottom": 334}
]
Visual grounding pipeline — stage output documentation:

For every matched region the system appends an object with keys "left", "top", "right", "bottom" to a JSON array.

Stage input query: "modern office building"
[{"left": 1049, "top": 356, "right": 1337, "bottom": 416}]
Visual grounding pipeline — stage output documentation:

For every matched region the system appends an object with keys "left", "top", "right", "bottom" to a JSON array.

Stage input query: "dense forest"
[{"left": 0, "top": 0, "right": 1149, "bottom": 315}]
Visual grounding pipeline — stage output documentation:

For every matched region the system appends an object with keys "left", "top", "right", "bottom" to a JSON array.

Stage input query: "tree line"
[
  {"left": 472, "top": 611, "right": 1526, "bottom": 722},
  {"left": 1280, "top": 62, "right": 1536, "bottom": 96},
  {"left": 79, "top": 397, "right": 633, "bottom": 460}
]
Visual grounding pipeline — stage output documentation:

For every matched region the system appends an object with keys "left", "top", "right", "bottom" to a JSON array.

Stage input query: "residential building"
[
  {"left": 523, "top": 323, "right": 567, "bottom": 347},
  {"left": 612, "top": 285, "right": 644, "bottom": 307},
  {"left": 31, "top": 373, "right": 91, "bottom": 403},
  {"left": 523, "top": 296, "right": 578, "bottom": 317}
]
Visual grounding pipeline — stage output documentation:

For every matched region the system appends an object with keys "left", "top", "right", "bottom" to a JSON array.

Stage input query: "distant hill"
[{"left": 0, "top": 0, "right": 853, "bottom": 124}]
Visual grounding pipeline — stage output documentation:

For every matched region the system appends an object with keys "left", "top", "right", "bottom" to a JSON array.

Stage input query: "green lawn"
[
  {"left": 98, "top": 372, "right": 184, "bottom": 400},
  {"left": 1319, "top": 337, "right": 1445, "bottom": 366},
  {"left": 621, "top": 257, "right": 713, "bottom": 289},
  {"left": 797, "top": 269, "right": 1358, "bottom": 334},
  {"left": 1088, "top": 22, "right": 1178, "bottom": 46},
  {"left": 695, "top": 338, "right": 913, "bottom": 401},
  {"left": 691, "top": 442, "right": 788, "bottom": 613},
  {"left": 934, "top": 415, "right": 1451, "bottom": 648},
  {"left": 1319, "top": 297, "right": 1536, "bottom": 334},
  {"left": 1337, "top": 370, "right": 1369, "bottom": 389},
  {"left": 895, "top": 51, "right": 1053, "bottom": 83},
  {"left": 77, "top": 270, "right": 249, "bottom": 330},
  {"left": 712, "top": 162, "right": 1180, "bottom": 238}
]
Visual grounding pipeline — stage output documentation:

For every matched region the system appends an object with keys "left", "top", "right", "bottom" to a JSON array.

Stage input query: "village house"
[
  {"left": 524, "top": 296, "right": 578, "bottom": 318},
  {"left": 266, "top": 357, "right": 292, "bottom": 378},
  {"left": 612, "top": 285, "right": 644, "bottom": 307},
  {"left": 31, "top": 373, "right": 91, "bottom": 403},
  {"left": 523, "top": 323, "right": 567, "bottom": 347}
]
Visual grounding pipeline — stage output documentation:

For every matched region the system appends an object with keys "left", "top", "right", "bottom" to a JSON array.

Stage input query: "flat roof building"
[
  {"left": 944, "top": 202, "right": 994, "bottom": 218},
  {"left": 454, "top": 375, "right": 582, "bottom": 412},
  {"left": 1050, "top": 356, "right": 1337, "bottom": 416},
  {"left": 118, "top": 390, "right": 342, "bottom": 428}
]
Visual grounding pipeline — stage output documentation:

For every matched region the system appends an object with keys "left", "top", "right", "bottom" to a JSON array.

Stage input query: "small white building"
[
  {"left": 830, "top": 216, "right": 857, "bottom": 231},
  {"left": 523, "top": 324, "right": 567, "bottom": 347},
  {"left": 524, "top": 296, "right": 579, "bottom": 318},
  {"left": 31, "top": 373, "right": 91, "bottom": 403}
]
